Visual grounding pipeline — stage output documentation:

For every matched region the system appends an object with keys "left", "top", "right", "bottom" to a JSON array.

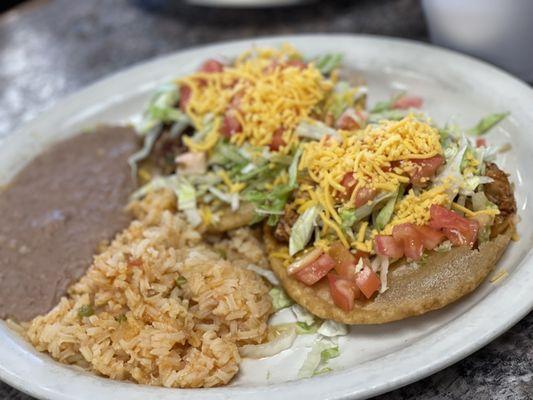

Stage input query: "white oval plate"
[{"left": 1, "top": 34, "right": 532, "bottom": 400}]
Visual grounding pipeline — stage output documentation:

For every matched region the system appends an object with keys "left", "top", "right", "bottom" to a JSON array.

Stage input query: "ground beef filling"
[{"left": 484, "top": 162, "right": 517, "bottom": 237}]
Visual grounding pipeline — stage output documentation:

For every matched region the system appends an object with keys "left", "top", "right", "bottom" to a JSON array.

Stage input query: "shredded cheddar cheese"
[
  {"left": 300, "top": 115, "right": 442, "bottom": 198},
  {"left": 357, "top": 221, "right": 368, "bottom": 243},
  {"left": 380, "top": 184, "right": 451, "bottom": 235},
  {"left": 178, "top": 45, "right": 333, "bottom": 151},
  {"left": 294, "top": 115, "right": 444, "bottom": 249},
  {"left": 490, "top": 269, "right": 508, "bottom": 284},
  {"left": 463, "top": 150, "right": 480, "bottom": 175}
]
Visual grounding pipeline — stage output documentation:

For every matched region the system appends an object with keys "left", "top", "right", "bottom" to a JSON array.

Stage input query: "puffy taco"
[
  {"left": 129, "top": 45, "right": 367, "bottom": 232},
  {"left": 266, "top": 114, "right": 517, "bottom": 324}
]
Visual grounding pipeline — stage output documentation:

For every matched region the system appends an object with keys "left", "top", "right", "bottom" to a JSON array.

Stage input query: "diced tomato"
[
  {"left": 408, "top": 155, "right": 444, "bottom": 185},
  {"left": 392, "top": 95, "right": 423, "bottom": 110},
  {"left": 336, "top": 109, "right": 367, "bottom": 130},
  {"left": 230, "top": 92, "right": 243, "bottom": 109},
  {"left": 264, "top": 59, "right": 305, "bottom": 74},
  {"left": 429, "top": 205, "right": 479, "bottom": 247},
  {"left": 286, "top": 59, "right": 307, "bottom": 69},
  {"left": 328, "top": 272, "right": 361, "bottom": 311},
  {"left": 334, "top": 261, "right": 357, "bottom": 281},
  {"left": 199, "top": 59, "right": 224, "bottom": 73},
  {"left": 328, "top": 242, "right": 354, "bottom": 272},
  {"left": 340, "top": 174, "right": 376, "bottom": 206},
  {"left": 353, "top": 250, "right": 369, "bottom": 262},
  {"left": 287, "top": 248, "right": 323, "bottom": 275},
  {"left": 263, "top": 61, "right": 278, "bottom": 74},
  {"left": 328, "top": 273, "right": 359, "bottom": 311},
  {"left": 328, "top": 242, "right": 368, "bottom": 279},
  {"left": 416, "top": 225, "right": 445, "bottom": 250},
  {"left": 354, "top": 186, "right": 376, "bottom": 208},
  {"left": 294, "top": 253, "right": 336, "bottom": 286},
  {"left": 392, "top": 223, "right": 425, "bottom": 261},
  {"left": 221, "top": 111, "right": 242, "bottom": 138},
  {"left": 419, "top": 225, "right": 446, "bottom": 249},
  {"left": 355, "top": 266, "right": 381, "bottom": 299},
  {"left": 270, "top": 127, "right": 286, "bottom": 151},
  {"left": 476, "top": 138, "right": 487, "bottom": 148},
  {"left": 340, "top": 172, "right": 357, "bottom": 200},
  {"left": 179, "top": 85, "right": 192, "bottom": 111},
  {"left": 341, "top": 172, "right": 357, "bottom": 193},
  {"left": 441, "top": 228, "right": 464, "bottom": 246},
  {"left": 374, "top": 235, "right": 404, "bottom": 259}
]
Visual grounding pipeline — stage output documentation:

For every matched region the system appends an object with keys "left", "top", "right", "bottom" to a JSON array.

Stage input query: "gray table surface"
[{"left": 0, "top": 0, "right": 531, "bottom": 399}]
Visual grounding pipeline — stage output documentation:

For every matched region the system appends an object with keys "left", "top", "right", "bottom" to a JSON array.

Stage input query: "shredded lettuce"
[
  {"left": 269, "top": 287, "right": 293, "bottom": 311},
  {"left": 208, "top": 186, "right": 234, "bottom": 206},
  {"left": 235, "top": 147, "right": 301, "bottom": 225},
  {"left": 341, "top": 192, "right": 396, "bottom": 229},
  {"left": 289, "top": 205, "right": 320, "bottom": 255},
  {"left": 340, "top": 208, "right": 357, "bottom": 234},
  {"left": 175, "top": 178, "right": 196, "bottom": 210},
  {"left": 130, "top": 175, "right": 201, "bottom": 227},
  {"left": 128, "top": 127, "right": 162, "bottom": 182},
  {"left": 325, "top": 82, "right": 367, "bottom": 120},
  {"left": 374, "top": 188, "right": 400, "bottom": 230},
  {"left": 130, "top": 175, "right": 178, "bottom": 201},
  {"left": 321, "top": 346, "right": 340, "bottom": 362},
  {"left": 477, "top": 215, "right": 493, "bottom": 243},
  {"left": 296, "top": 321, "right": 319, "bottom": 335},
  {"left": 240, "top": 325, "right": 297, "bottom": 359},
  {"left": 175, "top": 177, "right": 203, "bottom": 226},
  {"left": 288, "top": 147, "right": 303, "bottom": 187},
  {"left": 136, "top": 83, "right": 188, "bottom": 134},
  {"left": 245, "top": 264, "right": 279, "bottom": 285},
  {"left": 434, "top": 240, "right": 453, "bottom": 253},
  {"left": 186, "top": 114, "right": 216, "bottom": 146},
  {"left": 370, "top": 92, "right": 405, "bottom": 114},
  {"left": 317, "top": 320, "right": 348, "bottom": 337},
  {"left": 209, "top": 140, "right": 249, "bottom": 166},
  {"left": 314, "top": 53, "right": 343, "bottom": 75},
  {"left": 482, "top": 142, "right": 512, "bottom": 163},
  {"left": 435, "top": 133, "right": 469, "bottom": 199},
  {"left": 459, "top": 176, "right": 494, "bottom": 196},
  {"left": 173, "top": 178, "right": 196, "bottom": 211},
  {"left": 129, "top": 84, "right": 192, "bottom": 180},
  {"left": 244, "top": 184, "right": 294, "bottom": 226},
  {"left": 471, "top": 191, "right": 498, "bottom": 212},
  {"left": 467, "top": 112, "right": 509, "bottom": 136},
  {"left": 292, "top": 304, "right": 316, "bottom": 326},
  {"left": 297, "top": 336, "right": 339, "bottom": 379},
  {"left": 295, "top": 120, "right": 340, "bottom": 141},
  {"left": 327, "top": 82, "right": 350, "bottom": 119},
  {"left": 182, "top": 209, "right": 202, "bottom": 227},
  {"left": 367, "top": 109, "right": 406, "bottom": 124}
]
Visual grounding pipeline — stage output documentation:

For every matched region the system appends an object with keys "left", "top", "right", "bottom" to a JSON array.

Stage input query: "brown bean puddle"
[{"left": 0, "top": 126, "right": 139, "bottom": 321}]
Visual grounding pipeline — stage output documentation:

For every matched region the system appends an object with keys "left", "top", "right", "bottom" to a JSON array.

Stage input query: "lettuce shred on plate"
[{"left": 130, "top": 44, "right": 512, "bottom": 372}]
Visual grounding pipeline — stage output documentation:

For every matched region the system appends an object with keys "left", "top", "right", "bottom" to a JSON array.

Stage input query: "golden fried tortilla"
[
  {"left": 265, "top": 227, "right": 512, "bottom": 324},
  {"left": 207, "top": 202, "right": 256, "bottom": 233}
]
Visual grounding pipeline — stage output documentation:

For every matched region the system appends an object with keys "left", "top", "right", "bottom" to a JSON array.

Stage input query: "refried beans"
[{"left": 0, "top": 126, "right": 139, "bottom": 320}]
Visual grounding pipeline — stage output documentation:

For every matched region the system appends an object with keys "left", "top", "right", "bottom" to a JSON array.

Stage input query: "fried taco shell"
[
  {"left": 266, "top": 161, "right": 516, "bottom": 324},
  {"left": 206, "top": 202, "right": 256, "bottom": 233},
  {"left": 265, "top": 228, "right": 512, "bottom": 324}
]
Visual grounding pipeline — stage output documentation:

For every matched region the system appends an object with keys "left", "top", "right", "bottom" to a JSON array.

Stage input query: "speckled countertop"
[{"left": 0, "top": 0, "right": 531, "bottom": 399}]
